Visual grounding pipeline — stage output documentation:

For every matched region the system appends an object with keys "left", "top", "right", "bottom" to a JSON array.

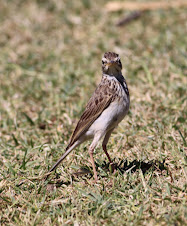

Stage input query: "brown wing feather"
[{"left": 67, "top": 80, "right": 114, "bottom": 149}]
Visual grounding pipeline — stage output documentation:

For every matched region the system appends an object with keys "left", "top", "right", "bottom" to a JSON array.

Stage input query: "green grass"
[{"left": 0, "top": 0, "right": 186, "bottom": 225}]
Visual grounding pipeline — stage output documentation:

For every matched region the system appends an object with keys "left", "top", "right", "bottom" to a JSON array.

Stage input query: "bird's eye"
[{"left": 102, "top": 60, "right": 105, "bottom": 64}]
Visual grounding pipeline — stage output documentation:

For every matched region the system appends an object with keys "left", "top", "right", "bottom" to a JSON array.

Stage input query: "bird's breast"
[{"left": 85, "top": 75, "right": 130, "bottom": 138}]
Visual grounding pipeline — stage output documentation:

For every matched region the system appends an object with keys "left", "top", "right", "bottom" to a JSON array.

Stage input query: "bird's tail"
[{"left": 49, "top": 140, "right": 80, "bottom": 172}]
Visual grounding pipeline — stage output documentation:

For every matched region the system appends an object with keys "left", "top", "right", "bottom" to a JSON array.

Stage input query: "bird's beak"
[{"left": 106, "top": 61, "right": 117, "bottom": 67}]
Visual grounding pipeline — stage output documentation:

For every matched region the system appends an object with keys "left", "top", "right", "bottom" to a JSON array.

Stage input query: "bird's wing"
[{"left": 67, "top": 80, "right": 115, "bottom": 149}]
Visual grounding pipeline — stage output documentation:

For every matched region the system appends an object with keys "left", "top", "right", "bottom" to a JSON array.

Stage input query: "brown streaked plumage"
[
  {"left": 67, "top": 80, "right": 114, "bottom": 149},
  {"left": 48, "top": 52, "right": 130, "bottom": 181}
]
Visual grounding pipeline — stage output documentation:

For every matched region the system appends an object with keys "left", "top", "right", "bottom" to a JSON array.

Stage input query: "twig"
[
  {"left": 106, "top": 1, "right": 187, "bottom": 12},
  {"left": 116, "top": 11, "right": 142, "bottom": 26}
]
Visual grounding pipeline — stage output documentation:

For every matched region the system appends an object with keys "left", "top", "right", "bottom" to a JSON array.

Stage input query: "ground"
[{"left": 0, "top": 0, "right": 186, "bottom": 225}]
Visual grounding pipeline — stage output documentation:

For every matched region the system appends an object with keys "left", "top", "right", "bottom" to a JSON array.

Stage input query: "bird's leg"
[
  {"left": 89, "top": 147, "right": 98, "bottom": 182},
  {"left": 88, "top": 133, "right": 105, "bottom": 182},
  {"left": 102, "top": 144, "right": 112, "bottom": 164},
  {"left": 102, "top": 144, "right": 115, "bottom": 172},
  {"left": 102, "top": 129, "right": 115, "bottom": 172}
]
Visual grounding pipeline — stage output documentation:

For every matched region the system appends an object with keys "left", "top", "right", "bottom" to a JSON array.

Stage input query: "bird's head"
[{"left": 102, "top": 52, "right": 122, "bottom": 76}]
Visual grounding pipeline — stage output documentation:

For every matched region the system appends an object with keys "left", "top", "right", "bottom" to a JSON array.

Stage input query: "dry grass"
[{"left": 0, "top": 0, "right": 186, "bottom": 225}]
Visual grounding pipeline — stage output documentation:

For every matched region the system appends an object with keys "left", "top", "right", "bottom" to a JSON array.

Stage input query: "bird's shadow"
[
  {"left": 48, "top": 158, "right": 170, "bottom": 187},
  {"left": 110, "top": 158, "right": 167, "bottom": 174}
]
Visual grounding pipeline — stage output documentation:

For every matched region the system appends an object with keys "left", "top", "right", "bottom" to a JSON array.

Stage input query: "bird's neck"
[{"left": 108, "top": 67, "right": 122, "bottom": 77}]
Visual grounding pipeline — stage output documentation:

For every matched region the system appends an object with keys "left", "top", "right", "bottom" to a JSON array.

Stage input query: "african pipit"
[{"left": 49, "top": 52, "right": 130, "bottom": 181}]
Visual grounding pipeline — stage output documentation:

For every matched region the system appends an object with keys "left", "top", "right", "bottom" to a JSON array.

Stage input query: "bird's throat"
[{"left": 107, "top": 67, "right": 121, "bottom": 77}]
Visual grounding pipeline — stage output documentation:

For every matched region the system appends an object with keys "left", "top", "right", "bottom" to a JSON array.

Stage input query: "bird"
[{"left": 48, "top": 52, "right": 130, "bottom": 181}]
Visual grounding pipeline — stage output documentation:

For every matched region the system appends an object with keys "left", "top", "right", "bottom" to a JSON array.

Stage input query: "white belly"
[{"left": 85, "top": 97, "right": 129, "bottom": 138}]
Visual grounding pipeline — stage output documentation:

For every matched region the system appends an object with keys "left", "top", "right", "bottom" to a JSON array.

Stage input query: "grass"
[{"left": 0, "top": 0, "right": 186, "bottom": 225}]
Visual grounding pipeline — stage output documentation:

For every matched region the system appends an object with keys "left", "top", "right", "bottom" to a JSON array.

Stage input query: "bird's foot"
[{"left": 109, "top": 162, "right": 117, "bottom": 173}]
